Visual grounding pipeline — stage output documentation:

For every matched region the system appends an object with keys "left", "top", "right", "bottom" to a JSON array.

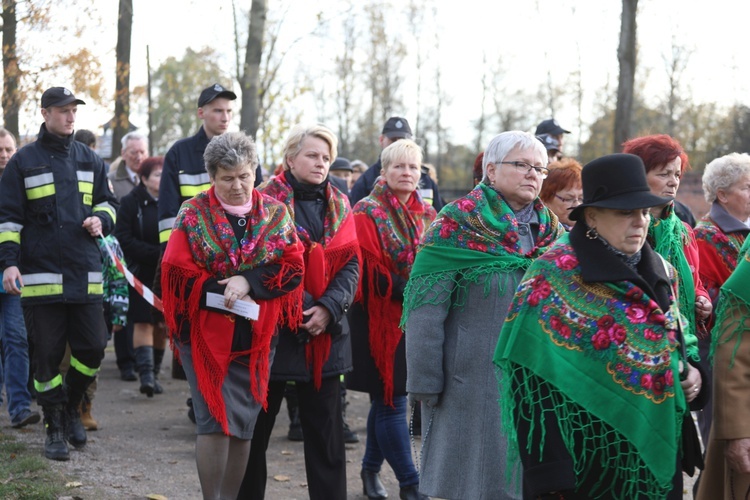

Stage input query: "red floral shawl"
[
  {"left": 261, "top": 171, "right": 360, "bottom": 388},
  {"left": 353, "top": 179, "right": 436, "bottom": 405},
  {"left": 161, "top": 187, "right": 304, "bottom": 434}
]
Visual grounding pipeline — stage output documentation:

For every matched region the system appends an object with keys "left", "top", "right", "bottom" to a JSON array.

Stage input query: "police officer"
[{"left": 0, "top": 87, "right": 117, "bottom": 461}]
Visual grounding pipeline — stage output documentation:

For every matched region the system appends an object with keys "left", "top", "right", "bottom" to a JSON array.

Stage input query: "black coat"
[
  {"left": 347, "top": 266, "right": 407, "bottom": 397},
  {"left": 115, "top": 184, "right": 160, "bottom": 286},
  {"left": 269, "top": 176, "right": 359, "bottom": 382}
]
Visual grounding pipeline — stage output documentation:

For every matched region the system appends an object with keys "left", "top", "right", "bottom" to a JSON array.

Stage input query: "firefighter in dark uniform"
[
  {"left": 157, "top": 83, "right": 237, "bottom": 245},
  {"left": 0, "top": 87, "right": 117, "bottom": 461}
]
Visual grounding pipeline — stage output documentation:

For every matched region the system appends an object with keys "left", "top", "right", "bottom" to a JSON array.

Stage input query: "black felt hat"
[{"left": 569, "top": 153, "right": 672, "bottom": 221}]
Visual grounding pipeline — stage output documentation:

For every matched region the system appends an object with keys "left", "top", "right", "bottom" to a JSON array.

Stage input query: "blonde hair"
[
  {"left": 282, "top": 123, "right": 338, "bottom": 169},
  {"left": 380, "top": 139, "right": 423, "bottom": 172}
]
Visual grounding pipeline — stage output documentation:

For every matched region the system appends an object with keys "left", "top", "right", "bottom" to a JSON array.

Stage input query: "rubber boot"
[
  {"left": 153, "top": 348, "right": 165, "bottom": 395},
  {"left": 43, "top": 405, "right": 69, "bottom": 461},
  {"left": 135, "top": 346, "right": 155, "bottom": 398},
  {"left": 65, "top": 388, "right": 88, "bottom": 449}
]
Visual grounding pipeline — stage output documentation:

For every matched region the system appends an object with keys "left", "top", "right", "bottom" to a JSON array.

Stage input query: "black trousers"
[
  {"left": 23, "top": 302, "right": 107, "bottom": 406},
  {"left": 238, "top": 376, "right": 346, "bottom": 500}
]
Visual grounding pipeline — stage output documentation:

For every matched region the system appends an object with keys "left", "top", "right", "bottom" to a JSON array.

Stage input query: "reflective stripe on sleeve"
[
  {"left": 0, "top": 222, "right": 22, "bottom": 244},
  {"left": 93, "top": 202, "right": 116, "bottom": 223}
]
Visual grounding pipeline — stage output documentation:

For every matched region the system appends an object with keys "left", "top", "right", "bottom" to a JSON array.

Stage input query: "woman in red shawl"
[
  {"left": 243, "top": 124, "right": 360, "bottom": 500},
  {"left": 161, "top": 132, "right": 303, "bottom": 500},
  {"left": 348, "top": 139, "right": 436, "bottom": 500}
]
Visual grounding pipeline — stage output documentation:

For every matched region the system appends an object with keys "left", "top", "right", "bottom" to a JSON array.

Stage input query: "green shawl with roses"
[
  {"left": 400, "top": 183, "right": 563, "bottom": 328},
  {"left": 494, "top": 234, "right": 687, "bottom": 499}
]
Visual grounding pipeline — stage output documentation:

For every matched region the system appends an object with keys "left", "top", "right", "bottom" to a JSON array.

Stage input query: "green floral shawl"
[{"left": 400, "top": 183, "right": 563, "bottom": 327}]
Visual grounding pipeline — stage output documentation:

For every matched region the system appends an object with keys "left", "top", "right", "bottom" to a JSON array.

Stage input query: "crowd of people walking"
[{"left": 2, "top": 83, "right": 750, "bottom": 500}]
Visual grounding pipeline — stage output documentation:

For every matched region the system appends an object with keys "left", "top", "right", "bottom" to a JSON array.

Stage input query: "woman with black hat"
[{"left": 494, "top": 153, "right": 708, "bottom": 499}]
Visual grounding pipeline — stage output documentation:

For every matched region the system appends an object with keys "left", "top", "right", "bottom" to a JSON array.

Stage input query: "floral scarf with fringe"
[
  {"left": 261, "top": 171, "right": 360, "bottom": 389},
  {"left": 353, "top": 179, "right": 436, "bottom": 405},
  {"left": 400, "top": 182, "right": 563, "bottom": 328},
  {"left": 162, "top": 186, "right": 304, "bottom": 435},
  {"left": 493, "top": 234, "right": 687, "bottom": 499}
]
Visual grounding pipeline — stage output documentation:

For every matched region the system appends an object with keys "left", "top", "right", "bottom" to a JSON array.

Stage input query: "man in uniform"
[
  {"left": 157, "top": 83, "right": 236, "bottom": 245},
  {"left": 0, "top": 87, "right": 117, "bottom": 461}
]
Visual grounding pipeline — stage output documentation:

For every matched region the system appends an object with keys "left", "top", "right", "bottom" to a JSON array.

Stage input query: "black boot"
[
  {"left": 135, "top": 346, "right": 155, "bottom": 398},
  {"left": 399, "top": 485, "right": 428, "bottom": 500},
  {"left": 43, "top": 405, "right": 69, "bottom": 461},
  {"left": 153, "top": 348, "right": 165, "bottom": 395},
  {"left": 285, "top": 383, "right": 303, "bottom": 441},
  {"left": 361, "top": 469, "right": 388, "bottom": 499},
  {"left": 65, "top": 389, "right": 87, "bottom": 449}
]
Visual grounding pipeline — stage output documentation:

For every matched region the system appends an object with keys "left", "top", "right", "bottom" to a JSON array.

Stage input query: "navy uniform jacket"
[{"left": 0, "top": 124, "right": 117, "bottom": 305}]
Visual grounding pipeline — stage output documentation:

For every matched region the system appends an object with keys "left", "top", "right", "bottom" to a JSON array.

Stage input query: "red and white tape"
[{"left": 99, "top": 235, "right": 163, "bottom": 313}]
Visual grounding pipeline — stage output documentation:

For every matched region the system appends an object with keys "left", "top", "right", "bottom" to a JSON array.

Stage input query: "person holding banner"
[
  {"left": 161, "top": 131, "right": 304, "bottom": 500},
  {"left": 115, "top": 156, "right": 166, "bottom": 397}
]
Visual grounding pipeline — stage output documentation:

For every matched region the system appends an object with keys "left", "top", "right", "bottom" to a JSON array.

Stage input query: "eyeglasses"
[
  {"left": 500, "top": 161, "right": 550, "bottom": 179},
  {"left": 554, "top": 194, "right": 584, "bottom": 205}
]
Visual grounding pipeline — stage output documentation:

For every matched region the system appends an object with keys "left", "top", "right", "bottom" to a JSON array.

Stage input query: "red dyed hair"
[
  {"left": 473, "top": 152, "right": 484, "bottom": 184},
  {"left": 138, "top": 156, "right": 164, "bottom": 180},
  {"left": 621, "top": 134, "right": 691, "bottom": 173},
  {"left": 539, "top": 157, "right": 583, "bottom": 203}
]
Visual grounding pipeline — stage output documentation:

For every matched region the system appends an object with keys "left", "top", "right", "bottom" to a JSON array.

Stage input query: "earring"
[{"left": 586, "top": 227, "right": 599, "bottom": 240}]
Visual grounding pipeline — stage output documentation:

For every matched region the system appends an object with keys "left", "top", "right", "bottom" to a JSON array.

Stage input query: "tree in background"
[
  {"left": 613, "top": 0, "right": 638, "bottom": 152},
  {"left": 237, "top": 0, "right": 266, "bottom": 139},
  {"left": 1, "top": 0, "right": 104, "bottom": 139},
  {"left": 113, "top": 0, "right": 133, "bottom": 159},
  {"left": 149, "top": 48, "right": 228, "bottom": 154}
]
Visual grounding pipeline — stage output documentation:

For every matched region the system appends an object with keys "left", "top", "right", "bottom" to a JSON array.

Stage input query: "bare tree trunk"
[
  {"left": 239, "top": 0, "right": 266, "bottom": 139},
  {"left": 113, "top": 0, "right": 133, "bottom": 159},
  {"left": 2, "top": 0, "right": 19, "bottom": 138},
  {"left": 613, "top": 0, "right": 638, "bottom": 152},
  {"left": 474, "top": 52, "right": 488, "bottom": 154}
]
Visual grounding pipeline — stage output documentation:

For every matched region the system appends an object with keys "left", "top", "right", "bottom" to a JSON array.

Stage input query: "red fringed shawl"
[
  {"left": 161, "top": 187, "right": 304, "bottom": 434},
  {"left": 261, "top": 171, "right": 360, "bottom": 389},
  {"left": 353, "top": 179, "right": 436, "bottom": 405}
]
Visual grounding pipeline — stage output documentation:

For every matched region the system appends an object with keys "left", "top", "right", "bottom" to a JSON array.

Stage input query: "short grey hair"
[
  {"left": 121, "top": 131, "right": 148, "bottom": 150},
  {"left": 702, "top": 152, "right": 750, "bottom": 203},
  {"left": 482, "top": 131, "right": 547, "bottom": 183},
  {"left": 203, "top": 131, "right": 258, "bottom": 178}
]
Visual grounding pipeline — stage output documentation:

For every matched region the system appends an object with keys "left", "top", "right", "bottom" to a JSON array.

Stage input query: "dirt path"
[{"left": 3, "top": 343, "right": 401, "bottom": 499}]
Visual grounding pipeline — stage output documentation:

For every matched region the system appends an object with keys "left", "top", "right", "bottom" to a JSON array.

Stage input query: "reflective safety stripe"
[
  {"left": 34, "top": 373, "right": 63, "bottom": 393},
  {"left": 419, "top": 188, "right": 435, "bottom": 206},
  {"left": 76, "top": 171, "right": 94, "bottom": 182},
  {"left": 78, "top": 181, "right": 94, "bottom": 195},
  {"left": 88, "top": 272, "right": 103, "bottom": 295},
  {"left": 21, "top": 273, "right": 64, "bottom": 298},
  {"left": 0, "top": 222, "right": 22, "bottom": 244},
  {"left": 23, "top": 273, "right": 63, "bottom": 285},
  {"left": 93, "top": 202, "right": 116, "bottom": 222},
  {"left": 179, "top": 183, "right": 211, "bottom": 198},
  {"left": 159, "top": 217, "right": 176, "bottom": 244},
  {"left": 70, "top": 356, "right": 99, "bottom": 377},
  {"left": 25, "top": 173, "right": 56, "bottom": 200},
  {"left": 179, "top": 172, "right": 211, "bottom": 198},
  {"left": 159, "top": 228, "right": 172, "bottom": 244}
]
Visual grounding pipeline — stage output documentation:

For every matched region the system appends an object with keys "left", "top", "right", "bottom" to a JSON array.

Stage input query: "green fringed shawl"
[
  {"left": 710, "top": 236, "right": 750, "bottom": 368},
  {"left": 400, "top": 183, "right": 563, "bottom": 327},
  {"left": 648, "top": 204, "right": 699, "bottom": 361},
  {"left": 494, "top": 236, "right": 687, "bottom": 499}
]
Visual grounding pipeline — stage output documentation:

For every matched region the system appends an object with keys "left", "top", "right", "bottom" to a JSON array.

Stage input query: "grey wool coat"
[{"left": 404, "top": 220, "right": 542, "bottom": 500}]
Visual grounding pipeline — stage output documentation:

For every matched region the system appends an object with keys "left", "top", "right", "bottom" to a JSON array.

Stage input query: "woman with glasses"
[
  {"left": 539, "top": 157, "right": 583, "bottom": 229},
  {"left": 403, "top": 131, "right": 563, "bottom": 499}
]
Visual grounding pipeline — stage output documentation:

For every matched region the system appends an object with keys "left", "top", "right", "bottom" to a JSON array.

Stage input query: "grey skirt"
[{"left": 178, "top": 343, "right": 274, "bottom": 440}]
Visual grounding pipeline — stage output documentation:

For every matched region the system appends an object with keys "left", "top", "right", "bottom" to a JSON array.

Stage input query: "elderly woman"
[
  {"left": 623, "top": 134, "right": 712, "bottom": 362},
  {"left": 348, "top": 139, "right": 436, "bottom": 500},
  {"left": 115, "top": 156, "right": 167, "bottom": 397},
  {"left": 697, "top": 237, "right": 750, "bottom": 499},
  {"left": 693, "top": 152, "right": 750, "bottom": 444},
  {"left": 539, "top": 157, "right": 583, "bottom": 229},
  {"left": 248, "top": 123, "right": 359, "bottom": 500},
  {"left": 403, "top": 131, "right": 563, "bottom": 499},
  {"left": 494, "top": 153, "right": 707, "bottom": 499},
  {"left": 161, "top": 132, "right": 303, "bottom": 500}
]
